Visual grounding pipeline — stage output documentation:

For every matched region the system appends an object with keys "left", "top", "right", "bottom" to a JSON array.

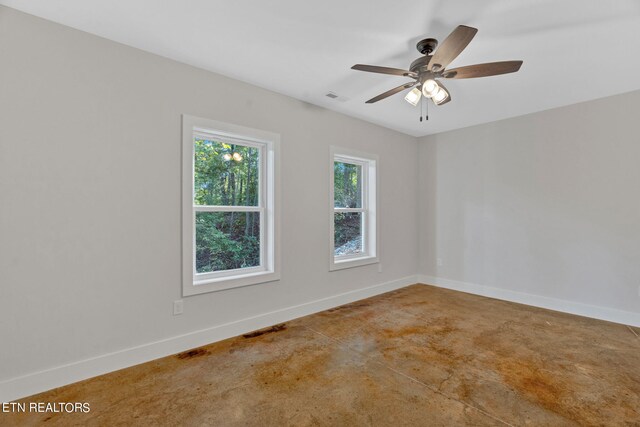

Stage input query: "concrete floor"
[{"left": 5, "top": 284, "right": 640, "bottom": 426}]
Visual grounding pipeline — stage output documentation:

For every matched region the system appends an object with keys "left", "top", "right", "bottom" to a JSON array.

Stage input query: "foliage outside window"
[
  {"left": 194, "top": 139, "right": 261, "bottom": 273},
  {"left": 330, "top": 148, "right": 378, "bottom": 271},
  {"left": 183, "top": 115, "right": 279, "bottom": 296}
]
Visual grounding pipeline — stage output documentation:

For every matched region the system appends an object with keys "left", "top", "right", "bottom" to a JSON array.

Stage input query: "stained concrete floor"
[{"left": 5, "top": 284, "right": 640, "bottom": 426}]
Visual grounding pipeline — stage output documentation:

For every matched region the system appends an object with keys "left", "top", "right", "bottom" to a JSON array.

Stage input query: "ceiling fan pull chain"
[
  {"left": 426, "top": 100, "right": 429, "bottom": 121},
  {"left": 420, "top": 96, "right": 423, "bottom": 122}
]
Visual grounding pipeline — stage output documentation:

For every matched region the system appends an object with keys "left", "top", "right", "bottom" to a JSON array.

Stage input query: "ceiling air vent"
[{"left": 325, "top": 92, "right": 349, "bottom": 103}]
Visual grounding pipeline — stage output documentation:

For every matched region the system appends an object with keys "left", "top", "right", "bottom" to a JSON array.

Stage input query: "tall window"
[
  {"left": 330, "top": 147, "right": 378, "bottom": 271},
  {"left": 182, "top": 115, "right": 279, "bottom": 296}
]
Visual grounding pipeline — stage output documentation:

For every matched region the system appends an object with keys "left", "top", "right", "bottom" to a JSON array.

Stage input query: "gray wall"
[
  {"left": 419, "top": 91, "right": 640, "bottom": 314},
  {"left": 0, "top": 7, "right": 418, "bottom": 383}
]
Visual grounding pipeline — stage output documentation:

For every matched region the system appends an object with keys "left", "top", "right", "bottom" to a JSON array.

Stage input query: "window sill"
[
  {"left": 184, "top": 270, "right": 280, "bottom": 296},
  {"left": 329, "top": 255, "right": 379, "bottom": 271}
]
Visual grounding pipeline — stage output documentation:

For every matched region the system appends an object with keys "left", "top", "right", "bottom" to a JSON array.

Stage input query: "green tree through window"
[
  {"left": 194, "top": 139, "right": 261, "bottom": 273},
  {"left": 333, "top": 161, "right": 363, "bottom": 256}
]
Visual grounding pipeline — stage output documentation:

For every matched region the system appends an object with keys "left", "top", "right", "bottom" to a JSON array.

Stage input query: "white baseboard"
[
  {"left": 419, "top": 275, "right": 640, "bottom": 328},
  {"left": 0, "top": 275, "right": 417, "bottom": 402}
]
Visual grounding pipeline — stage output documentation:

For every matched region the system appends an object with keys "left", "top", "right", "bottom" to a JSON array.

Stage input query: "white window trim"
[
  {"left": 329, "top": 146, "right": 379, "bottom": 271},
  {"left": 182, "top": 115, "right": 280, "bottom": 296}
]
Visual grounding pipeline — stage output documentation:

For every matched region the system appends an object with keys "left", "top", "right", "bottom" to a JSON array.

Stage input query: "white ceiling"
[{"left": 3, "top": 0, "right": 640, "bottom": 137}]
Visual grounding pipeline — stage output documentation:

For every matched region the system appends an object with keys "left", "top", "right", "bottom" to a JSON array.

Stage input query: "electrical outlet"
[
  {"left": 173, "top": 300, "right": 184, "bottom": 315},
  {"left": 437, "top": 258, "right": 443, "bottom": 267},
  {"left": 378, "top": 263, "right": 383, "bottom": 273}
]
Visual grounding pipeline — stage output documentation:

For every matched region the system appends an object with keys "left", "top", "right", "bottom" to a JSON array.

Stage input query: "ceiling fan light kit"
[{"left": 351, "top": 25, "right": 523, "bottom": 119}]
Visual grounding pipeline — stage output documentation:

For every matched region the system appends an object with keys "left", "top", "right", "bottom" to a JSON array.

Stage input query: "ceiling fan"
[{"left": 351, "top": 25, "right": 523, "bottom": 108}]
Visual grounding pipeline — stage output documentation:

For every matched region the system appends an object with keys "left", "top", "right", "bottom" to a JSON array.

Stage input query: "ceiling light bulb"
[
  {"left": 422, "top": 79, "right": 439, "bottom": 98},
  {"left": 232, "top": 152, "right": 243, "bottom": 162},
  {"left": 222, "top": 153, "right": 232, "bottom": 161},
  {"left": 404, "top": 87, "right": 422, "bottom": 106}
]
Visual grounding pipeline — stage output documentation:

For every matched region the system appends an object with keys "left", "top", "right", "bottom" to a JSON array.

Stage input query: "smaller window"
[{"left": 329, "top": 147, "right": 378, "bottom": 271}]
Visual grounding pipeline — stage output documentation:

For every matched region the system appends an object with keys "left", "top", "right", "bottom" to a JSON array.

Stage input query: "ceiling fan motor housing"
[
  {"left": 411, "top": 38, "right": 439, "bottom": 78},
  {"left": 410, "top": 56, "right": 433, "bottom": 76}
]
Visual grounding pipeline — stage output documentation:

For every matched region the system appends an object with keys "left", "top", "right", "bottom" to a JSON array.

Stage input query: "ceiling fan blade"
[
  {"left": 352, "top": 64, "right": 417, "bottom": 78},
  {"left": 429, "top": 25, "right": 478, "bottom": 72},
  {"left": 365, "top": 82, "right": 417, "bottom": 104},
  {"left": 442, "top": 61, "right": 523, "bottom": 79}
]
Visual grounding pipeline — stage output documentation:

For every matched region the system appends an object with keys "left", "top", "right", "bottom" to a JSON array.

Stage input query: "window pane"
[
  {"left": 196, "top": 211, "right": 260, "bottom": 273},
  {"left": 334, "top": 212, "right": 363, "bottom": 256},
  {"left": 334, "top": 161, "right": 362, "bottom": 208},
  {"left": 194, "top": 139, "right": 260, "bottom": 206}
]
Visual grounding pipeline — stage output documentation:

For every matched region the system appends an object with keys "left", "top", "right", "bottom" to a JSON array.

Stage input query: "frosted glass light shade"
[
  {"left": 404, "top": 87, "right": 422, "bottom": 106},
  {"left": 433, "top": 87, "right": 450, "bottom": 104},
  {"left": 422, "top": 79, "right": 439, "bottom": 98}
]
